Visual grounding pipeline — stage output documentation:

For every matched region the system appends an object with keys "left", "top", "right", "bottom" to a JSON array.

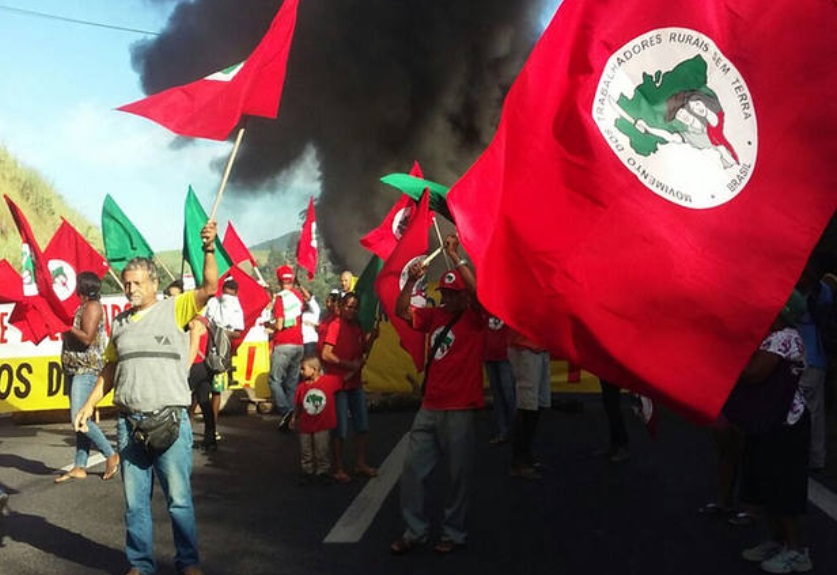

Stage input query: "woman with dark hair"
[{"left": 55, "top": 271, "right": 119, "bottom": 483}]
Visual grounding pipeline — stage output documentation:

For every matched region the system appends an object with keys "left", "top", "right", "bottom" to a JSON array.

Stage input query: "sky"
[
  {"left": 0, "top": 0, "right": 319, "bottom": 251},
  {"left": 0, "top": 0, "right": 561, "bottom": 253}
]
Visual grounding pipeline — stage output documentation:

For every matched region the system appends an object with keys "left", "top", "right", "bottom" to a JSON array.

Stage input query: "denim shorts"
[{"left": 334, "top": 388, "right": 369, "bottom": 439}]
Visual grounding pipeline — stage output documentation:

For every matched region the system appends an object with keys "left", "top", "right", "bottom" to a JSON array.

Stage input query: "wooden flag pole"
[
  {"left": 107, "top": 268, "right": 124, "bottom": 291},
  {"left": 432, "top": 216, "right": 452, "bottom": 268},
  {"left": 155, "top": 256, "right": 176, "bottom": 282},
  {"left": 209, "top": 126, "right": 247, "bottom": 221},
  {"left": 252, "top": 264, "right": 267, "bottom": 285},
  {"left": 422, "top": 246, "right": 443, "bottom": 267}
]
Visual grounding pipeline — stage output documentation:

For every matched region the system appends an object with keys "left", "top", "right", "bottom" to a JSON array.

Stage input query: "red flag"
[
  {"left": 375, "top": 191, "right": 432, "bottom": 371},
  {"left": 0, "top": 259, "right": 67, "bottom": 344},
  {"left": 4, "top": 195, "right": 74, "bottom": 328},
  {"left": 296, "top": 197, "right": 318, "bottom": 280},
  {"left": 222, "top": 221, "right": 258, "bottom": 267},
  {"left": 43, "top": 218, "right": 110, "bottom": 322},
  {"left": 360, "top": 162, "right": 425, "bottom": 260},
  {"left": 216, "top": 267, "right": 271, "bottom": 353},
  {"left": 117, "top": 0, "right": 299, "bottom": 140},
  {"left": 360, "top": 195, "right": 417, "bottom": 261},
  {"left": 446, "top": 0, "right": 837, "bottom": 422}
]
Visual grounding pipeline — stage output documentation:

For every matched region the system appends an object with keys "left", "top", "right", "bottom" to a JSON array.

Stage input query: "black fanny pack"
[{"left": 128, "top": 407, "right": 181, "bottom": 454}]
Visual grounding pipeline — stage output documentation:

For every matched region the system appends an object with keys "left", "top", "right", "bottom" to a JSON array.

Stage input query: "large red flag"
[
  {"left": 216, "top": 267, "right": 271, "bottom": 353},
  {"left": 0, "top": 259, "right": 68, "bottom": 345},
  {"left": 360, "top": 162, "right": 425, "bottom": 260},
  {"left": 4, "top": 195, "right": 74, "bottom": 328},
  {"left": 296, "top": 197, "right": 318, "bottom": 280},
  {"left": 375, "top": 191, "right": 432, "bottom": 371},
  {"left": 446, "top": 0, "right": 837, "bottom": 422},
  {"left": 117, "top": 0, "right": 299, "bottom": 140},
  {"left": 222, "top": 221, "right": 258, "bottom": 267},
  {"left": 43, "top": 218, "right": 110, "bottom": 322}
]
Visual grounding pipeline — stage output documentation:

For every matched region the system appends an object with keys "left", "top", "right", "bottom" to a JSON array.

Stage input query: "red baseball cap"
[
  {"left": 437, "top": 268, "right": 466, "bottom": 292},
  {"left": 276, "top": 265, "right": 295, "bottom": 282}
]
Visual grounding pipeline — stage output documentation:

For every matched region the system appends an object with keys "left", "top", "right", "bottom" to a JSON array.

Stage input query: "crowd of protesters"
[{"left": 31, "top": 216, "right": 836, "bottom": 574}]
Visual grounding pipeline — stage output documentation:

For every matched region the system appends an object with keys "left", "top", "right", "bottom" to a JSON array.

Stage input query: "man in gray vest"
[{"left": 74, "top": 220, "right": 218, "bottom": 575}]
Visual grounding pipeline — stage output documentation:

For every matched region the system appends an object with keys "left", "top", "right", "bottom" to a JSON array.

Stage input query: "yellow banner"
[{"left": 1, "top": 298, "right": 599, "bottom": 414}]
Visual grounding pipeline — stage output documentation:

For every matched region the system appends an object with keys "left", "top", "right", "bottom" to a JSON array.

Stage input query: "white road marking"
[
  {"left": 60, "top": 453, "right": 105, "bottom": 472},
  {"left": 324, "top": 433, "right": 409, "bottom": 543},
  {"left": 809, "top": 478, "right": 837, "bottom": 522}
]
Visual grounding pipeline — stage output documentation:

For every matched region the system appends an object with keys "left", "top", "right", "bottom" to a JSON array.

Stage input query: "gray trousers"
[
  {"left": 399, "top": 408, "right": 475, "bottom": 545},
  {"left": 800, "top": 366, "right": 827, "bottom": 468}
]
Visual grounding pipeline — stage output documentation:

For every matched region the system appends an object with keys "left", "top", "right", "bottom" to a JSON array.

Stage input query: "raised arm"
[
  {"left": 194, "top": 220, "right": 219, "bottom": 310},
  {"left": 444, "top": 233, "right": 476, "bottom": 298},
  {"left": 396, "top": 260, "right": 426, "bottom": 323}
]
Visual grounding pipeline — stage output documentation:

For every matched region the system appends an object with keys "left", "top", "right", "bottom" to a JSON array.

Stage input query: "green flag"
[
  {"left": 355, "top": 255, "right": 383, "bottom": 334},
  {"left": 101, "top": 194, "right": 155, "bottom": 272},
  {"left": 183, "top": 186, "right": 231, "bottom": 284},
  {"left": 379, "top": 173, "right": 452, "bottom": 222}
]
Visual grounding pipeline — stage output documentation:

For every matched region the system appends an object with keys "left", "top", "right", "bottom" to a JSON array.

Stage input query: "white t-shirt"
[
  {"left": 301, "top": 296, "right": 321, "bottom": 345},
  {"left": 205, "top": 294, "right": 245, "bottom": 332}
]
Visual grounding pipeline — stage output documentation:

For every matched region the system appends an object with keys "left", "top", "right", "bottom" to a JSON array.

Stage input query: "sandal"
[
  {"left": 390, "top": 536, "right": 421, "bottom": 555},
  {"left": 354, "top": 465, "right": 378, "bottom": 478},
  {"left": 103, "top": 454, "right": 120, "bottom": 481},
  {"left": 434, "top": 539, "right": 466, "bottom": 554},
  {"left": 55, "top": 468, "right": 87, "bottom": 483},
  {"left": 333, "top": 470, "right": 352, "bottom": 484}
]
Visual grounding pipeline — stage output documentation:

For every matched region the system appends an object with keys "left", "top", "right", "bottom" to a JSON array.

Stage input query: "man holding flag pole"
[
  {"left": 390, "top": 233, "right": 486, "bottom": 555},
  {"left": 74, "top": 219, "right": 219, "bottom": 575}
]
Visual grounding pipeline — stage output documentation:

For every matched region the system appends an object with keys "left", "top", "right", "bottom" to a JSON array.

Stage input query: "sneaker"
[
  {"left": 742, "top": 540, "right": 783, "bottom": 562},
  {"left": 214, "top": 432, "right": 222, "bottom": 441},
  {"left": 760, "top": 547, "right": 812, "bottom": 573}
]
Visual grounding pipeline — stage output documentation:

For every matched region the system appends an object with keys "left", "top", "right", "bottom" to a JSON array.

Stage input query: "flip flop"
[
  {"left": 333, "top": 471, "right": 352, "bottom": 484},
  {"left": 54, "top": 471, "right": 86, "bottom": 483},
  {"left": 354, "top": 466, "right": 378, "bottom": 478},
  {"left": 103, "top": 454, "right": 120, "bottom": 481}
]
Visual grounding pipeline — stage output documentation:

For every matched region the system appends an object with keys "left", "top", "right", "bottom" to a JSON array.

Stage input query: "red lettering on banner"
[
  {"left": 245, "top": 346, "right": 256, "bottom": 381},
  {"left": 0, "top": 310, "right": 8, "bottom": 344},
  {"left": 567, "top": 363, "right": 581, "bottom": 384}
]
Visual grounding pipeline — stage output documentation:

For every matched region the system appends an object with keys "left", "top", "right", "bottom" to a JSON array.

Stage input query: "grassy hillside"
[{"left": 0, "top": 146, "right": 102, "bottom": 266}]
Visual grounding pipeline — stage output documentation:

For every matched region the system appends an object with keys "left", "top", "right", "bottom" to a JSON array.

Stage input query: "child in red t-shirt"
[{"left": 290, "top": 356, "right": 342, "bottom": 485}]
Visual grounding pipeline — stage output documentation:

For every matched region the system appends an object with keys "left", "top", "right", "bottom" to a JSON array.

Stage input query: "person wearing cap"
[
  {"left": 723, "top": 289, "right": 813, "bottom": 573},
  {"left": 389, "top": 233, "right": 486, "bottom": 556},
  {"left": 267, "top": 265, "right": 308, "bottom": 430}
]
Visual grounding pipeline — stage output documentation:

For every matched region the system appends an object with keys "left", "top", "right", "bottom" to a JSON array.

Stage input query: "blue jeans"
[
  {"left": 400, "top": 409, "right": 475, "bottom": 545},
  {"left": 268, "top": 344, "right": 303, "bottom": 415},
  {"left": 484, "top": 360, "right": 515, "bottom": 439},
  {"left": 334, "top": 388, "right": 370, "bottom": 439},
  {"left": 68, "top": 372, "right": 115, "bottom": 468},
  {"left": 117, "top": 409, "right": 198, "bottom": 574}
]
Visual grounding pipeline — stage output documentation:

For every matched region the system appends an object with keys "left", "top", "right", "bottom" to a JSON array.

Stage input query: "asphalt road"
[{"left": 2, "top": 395, "right": 837, "bottom": 575}]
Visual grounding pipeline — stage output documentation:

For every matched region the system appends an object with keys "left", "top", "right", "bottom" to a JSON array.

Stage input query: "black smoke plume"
[{"left": 133, "top": 0, "right": 548, "bottom": 270}]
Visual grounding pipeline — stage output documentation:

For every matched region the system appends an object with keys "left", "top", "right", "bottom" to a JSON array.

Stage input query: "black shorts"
[{"left": 739, "top": 410, "right": 810, "bottom": 516}]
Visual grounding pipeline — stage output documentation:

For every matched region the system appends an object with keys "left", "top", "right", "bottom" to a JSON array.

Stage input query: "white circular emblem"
[
  {"left": 442, "top": 272, "right": 456, "bottom": 286},
  {"left": 488, "top": 316, "right": 504, "bottom": 331},
  {"left": 399, "top": 256, "right": 428, "bottom": 308},
  {"left": 391, "top": 207, "right": 412, "bottom": 240},
  {"left": 593, "top": 28, "right": 757, "bottom": 209},
  {"left": 48, "top": 259, "right": 77, "bottom": 301},
  {"left": 302, "top": 388, "right": 328, "bottom": 416}
]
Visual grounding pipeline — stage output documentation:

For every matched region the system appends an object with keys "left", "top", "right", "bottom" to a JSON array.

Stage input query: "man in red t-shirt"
[
  {"left": 389, "top": 234, "right": 485, "bottom": 556},
  {"left": 266, "top": 265, "right": 308, "bottom": 430}
]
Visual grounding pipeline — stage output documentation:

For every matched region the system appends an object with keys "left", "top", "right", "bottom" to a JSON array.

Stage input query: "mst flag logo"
[
  {"left": 47, "top": 259, "right": 77, "bottom": 301},
  {"left": 593, "top": 27, "right": 757, "bottom": 209},
  {"left": 398, "top": 256, "right": 429, "bottom": 308}
]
